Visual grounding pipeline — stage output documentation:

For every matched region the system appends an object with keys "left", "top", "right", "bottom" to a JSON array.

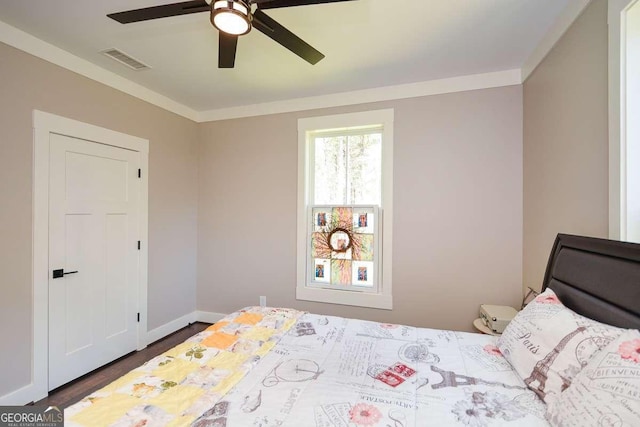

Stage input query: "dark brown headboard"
[{"left": 542, "top": 234, "right": 640, "bottom": 329}]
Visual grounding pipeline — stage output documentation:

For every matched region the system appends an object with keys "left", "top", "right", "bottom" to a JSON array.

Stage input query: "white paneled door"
[{"left": 48, "top": 133, "right": 140, "bottom": 390}]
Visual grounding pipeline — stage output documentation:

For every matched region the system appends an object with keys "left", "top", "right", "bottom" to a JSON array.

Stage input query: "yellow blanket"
[{"left": 65, "top": 307, "right": 304, "bottom": 427}]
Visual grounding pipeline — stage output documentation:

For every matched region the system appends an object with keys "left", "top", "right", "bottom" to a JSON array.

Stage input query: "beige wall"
[
  {"left": 0, "top": 38, "right": 523, "bottom": 401},
  {"left": 13, "top": 0, "right": 610, "bottom": 396},
  {"left": 0, "top": 0, "right": 612, "bottom": 402},
  {"left": 0, "top": 42, "right": 199, "bottom": 397},
  {"left": 198, "top": 85, "right": 523, "bottom": 332},
  {"left": 523, "top": 0, "right": 609, "bottom": 291}
]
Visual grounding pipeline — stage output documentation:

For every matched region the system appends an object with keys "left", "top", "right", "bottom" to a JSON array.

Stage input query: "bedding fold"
[{"left": 65, "top": 307, "right": 304, "bottom": 427}]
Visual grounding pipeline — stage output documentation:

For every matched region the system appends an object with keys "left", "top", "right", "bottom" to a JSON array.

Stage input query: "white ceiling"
[{"left": 0, "top": 0, "right": 572, "bottom": 114}]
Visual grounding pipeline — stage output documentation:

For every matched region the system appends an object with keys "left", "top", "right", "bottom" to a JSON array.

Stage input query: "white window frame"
[
  {"left": 609, "top": 0, "right": 640, "bottom": 242},
  {"left": 296, "top": 109, "right": 394, "bottom": 310}
]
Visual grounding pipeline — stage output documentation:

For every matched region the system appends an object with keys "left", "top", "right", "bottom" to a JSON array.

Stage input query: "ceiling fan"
[{"left": 107, "top": 0, "right": 357, "bottom": 68}]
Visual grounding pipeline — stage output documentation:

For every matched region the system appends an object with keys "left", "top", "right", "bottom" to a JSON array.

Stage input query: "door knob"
[{"left": 52, "top": 269, "right": 78, "bottom": 279}]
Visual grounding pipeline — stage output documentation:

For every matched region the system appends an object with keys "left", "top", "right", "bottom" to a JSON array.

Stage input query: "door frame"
[{"left": 32, "top": 110, "right": 149, "bottom": 399}]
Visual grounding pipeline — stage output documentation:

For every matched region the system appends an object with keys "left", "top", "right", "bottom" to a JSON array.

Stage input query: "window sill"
[{"left": 296, "top": 286, "right": 392, "bottom": 310}]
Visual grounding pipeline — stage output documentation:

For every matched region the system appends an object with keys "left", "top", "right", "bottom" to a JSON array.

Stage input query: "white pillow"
[
  {"left": 497, "top": 288, "right": 623, "bottom": 405},
  {"left": 546, "top": 329, "right": 640, "bottom": 426}
]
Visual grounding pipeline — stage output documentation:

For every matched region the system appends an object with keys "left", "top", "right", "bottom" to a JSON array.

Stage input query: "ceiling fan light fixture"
[{"left": 210, "top": 0, "right": 252, "bottom": 36}]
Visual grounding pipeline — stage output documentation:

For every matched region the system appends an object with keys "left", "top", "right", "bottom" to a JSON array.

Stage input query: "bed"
[{"left": 65, "top": 234, "right": 640, "bottom": 426}]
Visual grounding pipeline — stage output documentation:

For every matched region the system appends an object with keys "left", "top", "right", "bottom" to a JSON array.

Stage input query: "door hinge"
[
  {"left": 138, "top": 169, "right": 141, "bottom": 178},
  {"left": 137, "top": 241, "right": 141, "bottom": 250},
  {"left": 137, "top": 313, "right": 140, "bottom": 322}
]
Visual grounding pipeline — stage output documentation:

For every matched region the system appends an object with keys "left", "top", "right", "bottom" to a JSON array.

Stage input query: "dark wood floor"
[{"left": 33, "top": 322, "right": 210, "bottom": 409}]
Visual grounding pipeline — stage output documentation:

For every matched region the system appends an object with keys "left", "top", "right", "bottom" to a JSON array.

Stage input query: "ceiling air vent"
[{"left": 101, "top": 48, "right": 150, "bottom": 71}]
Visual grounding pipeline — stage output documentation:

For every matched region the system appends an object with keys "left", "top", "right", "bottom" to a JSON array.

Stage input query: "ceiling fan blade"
[
  {"left": 107, "top": 0, "right": 210, "bottom": 24},
  {"left": 219, "top": 33, "right": 238, "bottom": 68},
  {"left": 252, "top": 9, "right": 324, "bottom": 65},
  {"left": 253, "top": 0, "right": 357, "bottom": 10}
]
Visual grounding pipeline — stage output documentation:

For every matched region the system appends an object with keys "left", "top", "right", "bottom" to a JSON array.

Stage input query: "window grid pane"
[
  {"left": 313, "top": 131, "right": 381, "bottom": 206},
  {"left": 347, "top": 133, "right": 381, "bottom": 205},
  {"left": 314, "top": 136, "right": 347, "bottom": 205}
]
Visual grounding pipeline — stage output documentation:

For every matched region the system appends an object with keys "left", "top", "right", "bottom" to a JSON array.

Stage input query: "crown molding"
[
  {"left": 0, "top": 20, "right": 200, "bottom": 121},
  {"left": 521, "top": 0, "right": 592, "bottom": 82},
  {"left": 2, "top": 17, "right": 524, "bottom": 124},
  {"left": 0, "top": 18, "right": 523, "bottom": 124},
  {"left": 196, "top": 69, "right": 523, "bottom": 122},
  {"left": 2, "top": 0, "right": 591, "bottom": 124}
]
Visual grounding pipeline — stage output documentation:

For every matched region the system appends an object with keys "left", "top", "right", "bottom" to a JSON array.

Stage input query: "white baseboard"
[
  {"left": 0, "top": 383, "right": 41, "bottom": 406},
  {"left": 195, "top": 311, "right": 227, "bottom": 324},
  {"left": 146, "top": 312, "right": 197, "bottom": 345},
  {"left": 145, "top": 310, "right": 227, "bottom": 345}
]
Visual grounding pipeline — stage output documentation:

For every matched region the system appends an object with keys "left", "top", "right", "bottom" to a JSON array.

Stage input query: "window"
[
  {"left": 625, "top": 1, "right": 640, "bottom": 243},
  {"left": 297, "top": 110, "right": 393, "bottom": 309},
  {"left": 610, "top": 0, "right": 640, "bottom": 243}
]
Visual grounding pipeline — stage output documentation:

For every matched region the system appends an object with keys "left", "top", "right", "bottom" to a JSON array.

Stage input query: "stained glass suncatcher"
[{"left": 309, "top": 206, "right": 378, "bottom": 290}]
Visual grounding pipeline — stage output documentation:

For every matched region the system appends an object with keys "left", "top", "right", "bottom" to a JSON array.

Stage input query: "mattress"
[{"left": 66, "top": 308, "right": 549, "bottom": 426}]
